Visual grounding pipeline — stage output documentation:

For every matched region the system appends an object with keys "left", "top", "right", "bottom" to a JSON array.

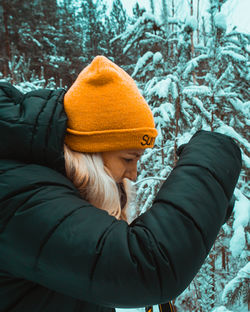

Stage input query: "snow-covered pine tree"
[
  {"left": 113, "top": 1, "right": 249, "bottom": 311},
  {"left": 183, "top": 2, "right": 249, "bottom": 191},
  {"left": 0, "top": 0, "right": 84, "bottom": 87},
  {"left": 107, "top": 0, "right": 130, "bottom": 65},
  {"left": 131, "top": 2, "right": 146, "bottom": 20},
  {"left": 150, "top": 0, "right": 155, "bottom": 15},
  {"left": 221, "top": 262, "right": 250, "bottom": 312},
  {"left": 110, "top": 0, "right": 127, "bottom": 36},
  {"left": 55, "top": 0, "right": 84, "bottom": 87},
  {"left": 80, "top": 0, "right": 108, "bottom": 61},
  {"left": 176, "top": 2, "right": 249, "bottom": 311},
  {"left": 0, "top": 0, "right": 11, "bottom": 77}
]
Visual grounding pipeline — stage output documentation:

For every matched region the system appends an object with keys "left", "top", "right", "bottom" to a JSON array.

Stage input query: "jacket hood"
[{"left": 0, "top": 82, "right": 68, "bottom": 174}]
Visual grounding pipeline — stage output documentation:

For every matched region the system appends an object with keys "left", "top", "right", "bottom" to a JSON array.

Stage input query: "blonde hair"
[{"left": 64, "top": 144, "right": 137, "bottom": 223}]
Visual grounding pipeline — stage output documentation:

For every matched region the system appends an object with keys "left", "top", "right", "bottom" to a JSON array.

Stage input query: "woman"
[{"left": 0, "top": 56, "right": 242, "bottom": 312}]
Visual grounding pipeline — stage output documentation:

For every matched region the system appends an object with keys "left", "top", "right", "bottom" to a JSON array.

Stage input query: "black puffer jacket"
[{"left": 0, "top": 82, "right": 242, "bottom": 312}]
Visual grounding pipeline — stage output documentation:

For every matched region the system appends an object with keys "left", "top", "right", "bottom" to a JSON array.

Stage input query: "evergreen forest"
[{"left": 0, "top": 0, "right": 249, "bottom": 311}]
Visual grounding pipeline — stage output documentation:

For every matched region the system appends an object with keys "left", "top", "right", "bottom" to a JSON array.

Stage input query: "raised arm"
[{"left": 0, "top": 130, "right": 242, "bottom": 309}]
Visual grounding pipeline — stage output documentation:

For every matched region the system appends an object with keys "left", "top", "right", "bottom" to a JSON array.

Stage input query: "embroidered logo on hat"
[{"left": 141, "top": 135, "right": 155, "bottom": 146}]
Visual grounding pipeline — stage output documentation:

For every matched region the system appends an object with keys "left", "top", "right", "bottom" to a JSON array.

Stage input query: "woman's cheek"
[{"left": 117, "top": 165, "right": 126, "bottom": 183}]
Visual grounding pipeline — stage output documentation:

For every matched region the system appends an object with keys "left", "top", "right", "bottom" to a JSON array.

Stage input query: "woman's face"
[{"left": 101, "top": 149, "right": 145, "bottom": 183}]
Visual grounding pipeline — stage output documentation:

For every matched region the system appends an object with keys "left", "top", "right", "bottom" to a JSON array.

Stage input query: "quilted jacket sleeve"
[{"left": 0, "top": 130, "right": 242, "bottom": 308}]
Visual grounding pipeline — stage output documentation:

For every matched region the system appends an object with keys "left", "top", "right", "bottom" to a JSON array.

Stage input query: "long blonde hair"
[{"left": 64, "top": 144, "right": 137, "bottom": 223}]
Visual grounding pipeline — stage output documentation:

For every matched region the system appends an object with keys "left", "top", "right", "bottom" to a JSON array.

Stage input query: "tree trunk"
[
  {"left": 202, "top": 16, "right": 207, "bottom": 46},
  {"left": 209, "top": 253, "right": 215, "bottom": 309},
  {"left": 2, "top": 1, "right": 11, "bottom": 75},
  {"left": 226, "top": 251, "right": 229, "bottom": 271},
  {"left": 222, "top": 246, "right": 226, "bottom": 270},
  {"left": 161, "top": 0, "right": 169, "bottom": 56},
  {"left": 150, "top": 0, "right": 155, "bottom": 15},
  {"left": 197, "top": 0, "right": 200, "bottom": 44},
  {"left": 190, "top": 0, "right": 196, "bottom": 84},
  {"left": 171, "top": 0, "right": 175, "bottom": 58},
  {"left": 172, "top": 0, "right": 174, "bottom": 32},
  {"left": 193, "top": 279, "right": 202, "bottom": 312},
  {"left": 211, "top": 110, "right": 214, "bottom": 132},
  {"left": 161, "top": 140, "right": 164, "bottom": 165},
  {"left": 174, "top": 94, "right": 180, "bottom": 167}
]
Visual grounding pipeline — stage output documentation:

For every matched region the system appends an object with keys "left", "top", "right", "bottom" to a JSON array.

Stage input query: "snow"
[
  {"left": 170, "top": 81, "right": 178, "bottom": 100},
  {"left": 214, "top": 13, "right": 227, "bottom": 31},
  {"left": 229, "top": 189, "right": 250, "bottom": 258},
  {"left": 127, "top": 11, "right": 162, "bottom": 33},
  {"left": 183, "top": 59, "right": 198, "bottom": 79},
  {"left": 183, "top": 54, "right": 209, "bottom": 79},
  {"left": 183, "top": 86, "right": 212, "bottom": 97},
  {"left": 132, "top": 52, "right": 153, "bottom": 77},
  {"left": 221, "top": 50, "right": 247, "bottom": 62},
  {"left": 113, "top": 10, "right": 164, "bottom": 55},
  {"left": 153, "top": 102, "right": 175, "bottom": 122},
  {"left": 230, "top": 99, "right": 250, "bottom": 115},
  {"left": 168, "top": 17, "right": 179, "bottom": 24},
  {"left": 222, "top": 223, "right": 231, "bottom": 235},
  {"left": 153, "top": 52, "right": 163, "bottom": 65},
  {"left": 144, "top": 77, "right": 158, "bottom": 94},
  {"left": 147, "top": 78, "right": 172, "bottom": 98},
  {"left": 176, "top": 130, "right": 194, "bottom": 147},
  {"left": 212, "top": 307, "right": 233, "bottom": 312},
  {"left": 222, "top": 263, "right": 250, "bottom": 307},
  {"left": 31, "top": 37, "right": 43, "bottom": 48},
  {"left": 21, "top": 31, "right": 42, "bottom": 48},
  {"left": 215, "top": 124, "right": 250, "bottom": 152},
  {"left": 185, "top": 15, "right": 197, "bottom": 30},
  {"left": 141, "top": 12, "right": 162, "bottom": 27},
  {"left": 230, "top": 225, "right": 246, "bottom": 258}
]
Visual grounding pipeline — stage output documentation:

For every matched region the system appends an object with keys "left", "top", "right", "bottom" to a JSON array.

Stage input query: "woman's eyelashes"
[
  {"left": 123, "top": 156, "right": 141, "bottom": 163},
  {"left": 123, "top": 158, "right": 133, "bottom": 163}
]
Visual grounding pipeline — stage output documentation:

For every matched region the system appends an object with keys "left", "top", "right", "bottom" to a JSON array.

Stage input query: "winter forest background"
[{"left": 0, "top": 0, "right": 249, "bottom": 311}]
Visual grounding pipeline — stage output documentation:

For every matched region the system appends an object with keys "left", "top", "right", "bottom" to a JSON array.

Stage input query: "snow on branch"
[
  {"left": 222, "top": 263, "right": 250, "bottom": 307},
  {"left": 146, "top": 77, "right": 172, "bottom": 98},
  {"left": 184, "top": 15, "right": 197, "bottom": 31},
  {"left": 153, "top": 102, "right": 175, "bottom": 122},
  {"left": 111, "top": 12, "right": 161, "bottom": 45},
  {"left": 211, "top": 306, "right": 233, "bottom": 312},
  {"left": 140, "top": 12, "right": 162, "bottom": 27},
  {"left": 214, "top": 63, "right": 233, "bottom": 90},
  {"left": 168, "top": 17, "right": 180, "bottom": 25},
  {"left": 134, "top": 176, "right": 166, "bottom": 186},
  {"left": 221, "top": 50, "right": 247, "bottom": 62},
  {"left": 183, "top": 54, "right": 209, "bottom": 79},
  {"left": 228, "top": 189, "right": 250, "bottom": 258},
  {"left": 183, "top": 86, "right": 212, "bottom": 97},
  {"left": 153, "top": 52, "right": 163, "bottom": 65},
  {"left": 215, "top": 124, "right": 250, "bottom": 150},
  {"left": 191, "top": 97, "right": 211, "bottom": 120},
  {"left": 214, "top": 13, "right": 227, "bottom": 31},
  {"left": 132, "top": 51, "right": 153, "bottom": 77},
  {"left": 144, "top": 32, "right": 166, "bottom": 42},
  {"left": 230, "top": 99, "right": 250, "bottom": 116}
]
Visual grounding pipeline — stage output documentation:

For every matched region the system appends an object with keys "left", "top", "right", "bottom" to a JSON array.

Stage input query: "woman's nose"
[
  {"left": 125, "top": 163, "right": 138, "bottom": 182},
  {"left": 126, "top": 171, "right": 137, "bottom": 182}
]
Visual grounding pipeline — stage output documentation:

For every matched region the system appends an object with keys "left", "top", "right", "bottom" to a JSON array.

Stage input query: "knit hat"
[{"left": 64, "top": 55, "right": 158, "bottom": 153}]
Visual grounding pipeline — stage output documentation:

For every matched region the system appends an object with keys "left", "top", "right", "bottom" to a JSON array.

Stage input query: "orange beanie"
[{"left": 64, "top": 56, "right": 158, "bottom": 153}]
